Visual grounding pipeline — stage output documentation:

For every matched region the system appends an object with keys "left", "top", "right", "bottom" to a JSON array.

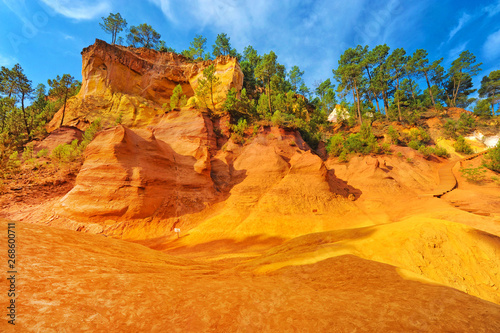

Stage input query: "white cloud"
[
  {"left": 448, "top": 41, "right": 468, "bottom": 61},
  {"left": 147, "top": 0, "right": 275, "bottom": 47},
  {"left": 147, "top": 0, "right": 428, "bottom": 88},
  {"left": 0, "top": 54, "right": 17, "bottom": 67},
  {"left": 448, "top": 12, "right": 471, "bottom": 41},
  {"left": 39, "top": 0, "right": 111, "bottom": 20},
  {"left": 483, "top": 28, "right": 500, "bottom": 60},
  {"left": 483, "top": 0, "right": 500, "bottom": 17},
  {"left": 2, "top": 0, "right": 32, "bottom": 25}
]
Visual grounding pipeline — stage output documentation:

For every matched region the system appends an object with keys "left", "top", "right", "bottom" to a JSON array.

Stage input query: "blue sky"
[{"left": 1, "top": 0, "right": 500, "bottom": 98}]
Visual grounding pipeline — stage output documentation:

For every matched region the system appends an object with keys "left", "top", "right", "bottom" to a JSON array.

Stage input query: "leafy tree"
[
  {"left": 478, "top": 70, "right": 500, "bottom": 115},
  {"left": 212, "top": 33, "right": 238, "bottom": 58},
  {"left": 447, "top": 50, "right": 482, "bottom": 107},
  {"left": 223, "top": 88, "right": 256, "bottom": 120},
  {"left": 445, "top": 73, "right": 476, "bottom": 108},
  {"left": 314, "top": 78, "right": 336, "bottom": 115},
  {"left": 363, "top": 44, "right": 389, "bottom": 114},
  {"left": 334, "top": 46, "right": 365, "bottom": 125},
  {"left": 369, "top": 45, "right": 391, "bottom": 117},
  {"left": 386, "top": 48, "right": 408, "bottom": 122},
  {"left": 243, "top": 45, "right": 260, "bottom": 68},
  {"left": 100, "top": 12, "right": 127, "bottom": 45},
  {"left": 474, "top": 99, "right": 492, "bottom": 117},
  {"left": 196, "top": 64, "right": 220, "bottom": 111},
  {"left": 156, "top": 40, "right": 176, "bottom": 53},
  {"left": 0, "top": 97, "right": 14, "bottom": 132},
  {"left": 255, "top": 51, "right": 278, "bottom": 114},
  {"left": 169, "top": 84, "right": 187, "bottom": 110},
  {"left": 48, "top": 74, "right": 79, "bottom": 127},
  {"left": 299, "top": 83, "right": 310, "bottom": 98},
  {"left": 126, "top": 23, "right": 161, "bottom": 49},
  {"left": 0, "top": 66, "right": 17, "bottom": 98},
  {"left": 432, "top": 64, "right": 451, "bottom": 105},
  {"left": 9, "top": 64, "right": 33, "bottom": 139},
  {"left": 183, "top": 35, "right": 207, "bottom": 60},
  {"left": 289, "top": 66, "right": 304, "bottom": 93},
  {"left": 410, "top": 49, "right": 442, "bottom": 108}
]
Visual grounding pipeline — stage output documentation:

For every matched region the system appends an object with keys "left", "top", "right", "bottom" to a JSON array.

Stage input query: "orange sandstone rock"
[{"left": 47, "top": 39, "right": 243, "bottom": 132}]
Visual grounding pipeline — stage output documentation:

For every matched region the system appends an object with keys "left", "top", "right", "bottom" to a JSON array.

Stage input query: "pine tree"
[
  {"left": 48, "top": 74, "right": 79, "bottom": 127},
  {"left": 448, "top": 50, "right": 482, "bottom": 107},
  {"left": 255, "top": 51, "right": 278, "bottom": 114},
  {"left": 212, "top": 33, "right": 235, "bottom": 57},
  {"left": 99, "top": 13, "right": 127, "bottom": 45},
  {"left": 126, "top": 23, "right": 161, "bottom": 49},
  {"left": 196, "top": 64, "right": 220, "bottom": 111},
  {"left": 478, "top": 70, "right": 500, "bottom": 115}
]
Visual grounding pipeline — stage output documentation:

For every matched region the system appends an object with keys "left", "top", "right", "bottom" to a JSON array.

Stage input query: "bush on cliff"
[
  {"left": 483, "top": 143, "right": 500, "bottom": 172},
  {"left": 454, "top": 136, "right": 474, "bottom": 155}
]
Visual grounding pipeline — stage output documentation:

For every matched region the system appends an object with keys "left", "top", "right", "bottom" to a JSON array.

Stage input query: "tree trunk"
[
  {"left": 452, "top": 77, "right": 462, "bottom": 107},
  {"left": 374, "top": 96, "right": 381, "bottom": 114},
  {"left": 20, "top": 92, "right": 31, "bottom": 139},
  {"left": 211, "top": 82, "right": 215, "bottom": 110},
  {"left": 409, "top": 80, "right": 416, "bottom": 101},
  {"left": 424, "top": 72, "right": 436, "bottom": 108},
  {"left": 397, "top": 97, "right": 402, "bottom": 122},
  {"left": 382, "top": 90, "right": 389, "bottom": 119},
  {"left": 267, "top": 80, "right": 272, "bottom": 115},
  {"left": 354, "top": 82, "right": 362, "bottom": 126},
  {"left": 60, "top": 91, "right": 68, "bottom": 127}
]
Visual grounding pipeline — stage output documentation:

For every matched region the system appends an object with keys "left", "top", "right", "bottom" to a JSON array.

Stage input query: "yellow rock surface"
[
  {"left": 47, "top": 39, "right": 243, "bottom": 132},
  {"left": 250, "top": 217, "right": 500, "bottom": 304}
]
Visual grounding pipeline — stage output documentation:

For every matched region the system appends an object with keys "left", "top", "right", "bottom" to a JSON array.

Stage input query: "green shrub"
[
  {"left": 387, "top": 126, "right": 400, "bottom": 144},
  {"left": 170, "top": 84, "right": 187, "bottom": 110},
  {"left": 418, "top": 145, "right": 433, "bottom": 159},
  {"left": 326, "top": 133, "right": 344, "bottom": 157},
  {"left": 51, "top": 139, "right": 80, "bottom": 163},
  {"left": 483, "top": 143, "right": 500, "bottom": 172},
  {"left": 81, "top": 119, "right": 102, "bottom": 149},
  {"left": 115, "top": 111, "right": 123, "bottom": 125},
  {"left": 460, "top": 166, "right": 486, "bottom": 183},
  {"left": 344, "top": 133, "right": 365, "bottom": 154},
  {"left": 339, "top": 150, "right": 349, "bottom": 162},
  {"left": 443, "top": 119, "right": 457, "bottom": 139},
  {"left": 379, "top": 143, "right": 392, "bottom": 154},
  {"left": 457, "top": 113, "right": 475, "bottom": 135},
  {"left": 433, "top": 145, "right": 450, "bottom": 158},
  {"left": 3, "top": 151, "right": 20, "bottom": 177},
  {"left": 232, "top": 118, "right": 248, "bottom": 137},
  {"left": 454, "top": 136, "right": 473, "bottom": 154},
  {"left": 407, "top": 127, "right": 430, "bottom": 144},
  {"left": 22, "top": 144, "right": 34, "bottom": 160},
  {"left": 408, "top": 140, "right": 421, "bottom": 150},
  {"left": 37, "top": 148, "right": 49, "bottom": 158}
]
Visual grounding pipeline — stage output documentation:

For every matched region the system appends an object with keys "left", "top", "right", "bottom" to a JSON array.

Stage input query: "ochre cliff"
[
  {"left": 56, "top": 109, "right": 216, "bottom": 221},
  {"left": 3, "top": 38, "right": 500, "bottom": 332},
  {"left": 47, "top": 39, "right": 243, "bottom": 132}
]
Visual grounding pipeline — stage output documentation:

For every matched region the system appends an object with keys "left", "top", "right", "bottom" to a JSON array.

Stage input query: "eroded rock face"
[
  {"left": 47, "top": 39, "right": 243, "bottom": 132},
  {"left": 57, "top": 110, "right": 216, "bottom": 221}
]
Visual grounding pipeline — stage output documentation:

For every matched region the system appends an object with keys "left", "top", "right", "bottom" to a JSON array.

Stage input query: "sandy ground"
[{"left": 1, "top": 220, "right": 500, "bottom": 333}]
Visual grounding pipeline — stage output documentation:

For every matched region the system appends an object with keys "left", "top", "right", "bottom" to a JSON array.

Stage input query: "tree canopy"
[
  {"left": 48, "top": 74, "right": 79, "bottom": 127},
  {"left": 126, "top": 23, "right": 161, "bottom": 49},
  {"left": 100, "top": 13, "right": 127, "bottom": 45}
]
